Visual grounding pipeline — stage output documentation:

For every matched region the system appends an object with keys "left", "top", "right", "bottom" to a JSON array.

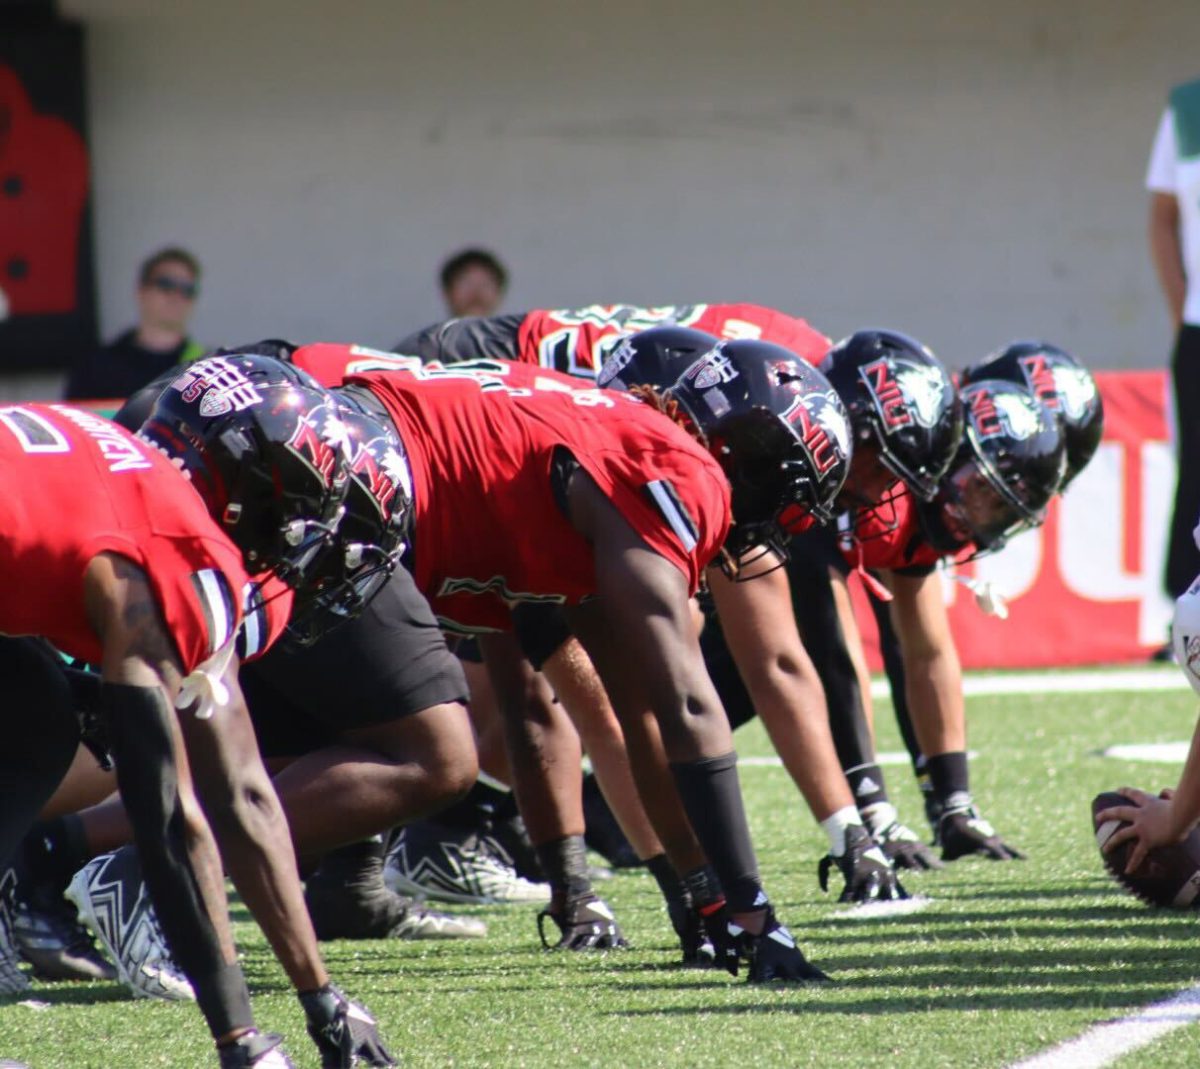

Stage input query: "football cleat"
[
  {"left": 729, "top": 908, "right": 830, "bottom": 983},
  {"left": 299, "top": 984, "right": 395, "bottom": 1068},
  {"left": 818, "top": 824, "right": 910, "bottom": 902},
  {"left": 305, "top": 842, "right": 487, "bottom": 941},
  {"left": 65, "top": 847, "right": 195, "bottom": 1001},
  {"left": 482, "top": 813, "right": 547, "bottom": 884},
  {"left": 938, "top": 795, "right": 1025, "bottom": 862},
  {"left": 872, "top": 819, "right": 945, "bottom": 872},
  {"left": 218, "top": 1031, "right": 296, "bottom": 1069},
  {"left": 536, "top": 893, "right": 628, "bottom": 951},
  {"left": 384, "top": 821, "right": 550, "bottom": 905},
  {"left": 13, "top": 898, "right": 117, "bottom": 982},
  {"left": 0, "top": 869, "right": 30, "bottom": 995}
]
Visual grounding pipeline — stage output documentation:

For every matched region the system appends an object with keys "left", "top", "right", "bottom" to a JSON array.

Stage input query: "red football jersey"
[
  {"left": 335, "top": 357, "right": 730, "bottom": 632},
  {"left": 0, "top": 403, "right": 265, "bottom": 670},
  {"left": 516, "top": 304, "right": 831, "bottom": 379}
]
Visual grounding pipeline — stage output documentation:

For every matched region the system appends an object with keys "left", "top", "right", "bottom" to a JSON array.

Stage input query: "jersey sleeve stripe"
[
  {"left": 646, "top": 479, "right": 700, "bottom": 553},
  {"left": 191, "top": 568, "right": 236, "bottom": 655},
  {"left": 235, "top": 582, "right": 267, "bottom": 660}
]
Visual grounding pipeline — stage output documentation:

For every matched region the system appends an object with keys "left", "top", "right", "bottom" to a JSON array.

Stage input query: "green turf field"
[{"left": 4, "top": 676, "right": 1200, "bottom": 1068}]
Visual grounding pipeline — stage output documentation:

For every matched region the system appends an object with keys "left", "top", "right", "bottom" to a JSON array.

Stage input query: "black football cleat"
[
  {"left": 13, "top": 897, "right": 117, "bottom": 982},
  {"left": 217, "top": 1031, "right": 295, "bottom": 1068},
  {"left": 666, "top": 899, "right": 716, "bottom": 967}
]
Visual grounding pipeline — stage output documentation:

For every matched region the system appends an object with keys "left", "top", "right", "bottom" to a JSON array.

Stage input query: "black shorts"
[
  {"left": 511, "top": 603, "right": 573, "bottom": 671},
  {"left": 393, "top": 314, "right": 525, "bottom": 364},
  {"left": 242, "top": 566, "right": 470, "bottom": 758}
]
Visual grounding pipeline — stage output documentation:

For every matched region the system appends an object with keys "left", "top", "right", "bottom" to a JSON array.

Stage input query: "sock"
[
  {"left": 20, "top": 814, "right": 90, "bottom": 901},
  {"left": 670, "top": 753, "right": 764, "bottom": 914},
  {"left": 533, "top": 834, "right": 591, "bottom": 905},
  {"left": 820, "top": 805, "right": 865, "bottom": 856},
  {"left": 680, "top": 863, "right": 724, "bottom": 911},
  {"left": 845, "top": 762, "right": 889, "bottom": 812},
  {"left": 436, "top": 778, "right": 512, "bottom": 830},
  {"left": 926, "top": 751, "right": 971, "bottom": 809},
  {"left": 645, "top": 853, "right": 689, "bottom": 909},
  {"left": 309, "top": 837, "right": 385, "bottom": 893}
]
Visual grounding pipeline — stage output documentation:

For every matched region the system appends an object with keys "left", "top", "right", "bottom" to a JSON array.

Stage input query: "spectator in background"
[
  {"left": 440, "top": 248, "right": 508, "bottom": 318},
  {"left": 1148, "top": 78, "right": 1200, "bottom": 603},
  {"left": 65, "top": 246, "right": 205, "bottom": 400}
]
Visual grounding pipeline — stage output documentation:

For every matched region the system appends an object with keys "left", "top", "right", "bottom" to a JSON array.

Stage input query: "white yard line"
[
  {"left": 867, "top": 668, "right": 1184, "bottom": 701},
  {"left": 1008, "top": 984, "right": 1200, "bottom": 1068}
]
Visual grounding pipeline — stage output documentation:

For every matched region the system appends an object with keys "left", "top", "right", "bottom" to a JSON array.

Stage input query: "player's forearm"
[
  {"left": 1150, "top": 197, "right": 1187, "bottom": 326},
  {"left": 903, "top": 648, "right": 966, "bottom": 757},
  {"left": 199, "top": 764, "right": 327, "bottom": 992},
  {"left": 1167, "top": 717, "right": 1200, "bottom": 839}
]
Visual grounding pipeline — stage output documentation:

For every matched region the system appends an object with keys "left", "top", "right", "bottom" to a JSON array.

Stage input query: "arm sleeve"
[{"left": 1147, "top": 108, "right": 1178, "bottom": 194}]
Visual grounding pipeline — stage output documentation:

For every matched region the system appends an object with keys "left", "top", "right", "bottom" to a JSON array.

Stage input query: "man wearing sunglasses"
[{"left": 65, "top": 246, "right": 206, "bottom": 401}]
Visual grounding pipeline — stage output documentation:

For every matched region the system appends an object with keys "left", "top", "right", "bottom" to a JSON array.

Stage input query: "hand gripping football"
[{"left": 1092, "top": 791, "right": 1200, "bottom": 908}]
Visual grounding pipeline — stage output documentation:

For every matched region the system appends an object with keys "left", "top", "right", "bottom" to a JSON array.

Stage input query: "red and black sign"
[{"left": 0, "top": 10, "right": 96, "bottom": 371}]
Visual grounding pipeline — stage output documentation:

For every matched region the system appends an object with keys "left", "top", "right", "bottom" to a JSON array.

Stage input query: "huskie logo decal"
[
  {"left": 351, "top": 437, "right": 412, "bottom": 519},
  {"left": 1017, "top": 352, "right": 1098, "bottom": 422},
  {"left": 860, "top": 357, "right": 946, "bottom": 433},
  {"left": 967, "top": 385, "right": 1042, "bottom": 441}
]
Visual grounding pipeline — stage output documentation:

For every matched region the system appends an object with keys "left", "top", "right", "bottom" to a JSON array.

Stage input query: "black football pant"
[
  {"left": 0, "top": 638, "right": 80, "bottom": 872},
  {"left": 1165, "top": 325, "right": 1200, "bottom": 599}
]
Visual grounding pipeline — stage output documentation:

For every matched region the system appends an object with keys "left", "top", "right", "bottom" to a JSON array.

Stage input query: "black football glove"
[
  {"left": 939, "top": 798, "right": 1025, "bottom": 862},
  {"left": 299, "top": 985, "right": 395, "bottom": 1068},
  {"left": 873, "top": 819, "right": 945, "bottom": 871},
  {"left": 217, "top": 1031, "right": 295, "bottom": 1068},
  {"left": 729, "top": 908, "right": 831, "bottom": 984},
  {"left": 537, "top": 893, "right": 628, "bottom": 950},
  {"left": 818, "top": 825, "right": 910, "bottom": 902}
]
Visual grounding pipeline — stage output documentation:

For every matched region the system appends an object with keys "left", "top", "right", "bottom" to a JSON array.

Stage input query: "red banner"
[{"left": 851, "top": 369, "right": 1177, "bottom": 669}]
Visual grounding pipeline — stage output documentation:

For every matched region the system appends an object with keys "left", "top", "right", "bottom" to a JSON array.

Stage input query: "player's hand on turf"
[
  {"left": 939, "top": 800, "right": 1025, "bottom": 862},
  {"left": 299, "top": 985, "right": 395, "bottom": 1068},
  {"left": 818, "top": 825, "right": 909, "bottom": 902},
  {"left": 873, "top": 819, "right": 945, "bottom": 871},
  {"left": 537, "top": 893, "right": 628, "bottom": 951},
  {"left": 1096, "top": 787, "right": 1187, "bottom": 874}
]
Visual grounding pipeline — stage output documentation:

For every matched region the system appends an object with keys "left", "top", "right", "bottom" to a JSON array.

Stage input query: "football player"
[
  {"left": 0, "top": 366, "right": 393, "bottom": 1069},
  {"left": 289, "top": 334, "right": 841, "bottom": 980},
  {"left": 872, "top": 341, "right": 1105, "bottom": 842}
]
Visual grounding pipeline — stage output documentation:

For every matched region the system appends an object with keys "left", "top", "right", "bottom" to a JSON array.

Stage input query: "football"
[{"left": 1092, "top": 791, "right": 1200, "bottom": 908}]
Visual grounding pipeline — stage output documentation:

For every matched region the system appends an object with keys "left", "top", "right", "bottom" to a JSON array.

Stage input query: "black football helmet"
[
  {"left": 819, "top": 329, "right": 962, "bottom": 501},
  {"left": 286, "top": 391, "right": 414, "bottom": 643},
  {"left": 960, "top": 340, "right": 1103, "bottom": 488},
  {"left": 600, "top": 326, "right": 852, "bottom": 559},
  {"left": 138, "top": 354, "right": 352, "bottom": 597},
  {"left": 917, "top": 379, "right": 1067, "bottom": 555}
]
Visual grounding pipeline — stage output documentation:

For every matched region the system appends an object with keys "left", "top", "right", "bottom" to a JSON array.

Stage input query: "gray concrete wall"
[{"left": 60, "top": 0, "right": 1200, "bottom": 370}]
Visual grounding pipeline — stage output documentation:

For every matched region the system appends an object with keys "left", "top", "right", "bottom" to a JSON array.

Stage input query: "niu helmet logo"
[
  {"left": 1018, "top": 353, "right": 1060, "bottom": 410},
  {"left": 783, "top": 394, "right": 844, "bottom": 476},
  {"left": 860, "top": 357, "right": 915, "bottom": 433},
  {"left": 288, "top": 414, "right": 341, "bottom": 487},
  {"left": 860, "top": 357, "right": 945, "bottom": 433},
  {"left": 967, "top": 386, "right": 1041, "bottom": 441},
  {"left": 351, "top": 441, "right": 409, "bottom": 518}
]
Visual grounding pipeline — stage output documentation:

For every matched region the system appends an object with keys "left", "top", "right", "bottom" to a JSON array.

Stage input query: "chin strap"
[
  {"left": 849, "top": 540, "right": 893, "bottom": 602},
  {"left": 175, "top": 638, "right": 237, "bottom": 719}
]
